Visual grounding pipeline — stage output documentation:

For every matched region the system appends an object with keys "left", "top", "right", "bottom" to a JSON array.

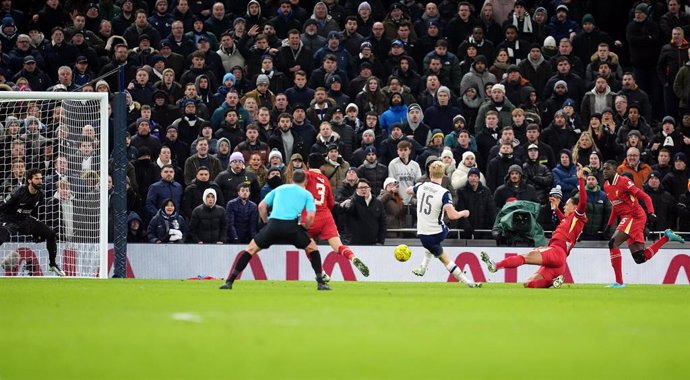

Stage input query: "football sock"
[
  {"left": 337, "top": 245, "right": 355, "bottom": 261},
  {"left": 227, "top": 251, "right": 252, "bottom": 283},
  {"left": 495, "top": 255, "right": 525, "bottom": 269},
  {"left": 525, "top": 278, "right": 552, "bottom": 288},
  {"left": 610, "top": 248, "right": 623, "bottom": 284},
  {"left": 308, "top": 251, "right": 325, "bottom": 283},
  {"left": 419, "top": 251, "right": 434, "bottom": 269},
  {"left": 644, "top": 235, "right": 669, "bottom": 260},
  {"left": 445, "top": 262, "right": 472, "bottom": 284}
]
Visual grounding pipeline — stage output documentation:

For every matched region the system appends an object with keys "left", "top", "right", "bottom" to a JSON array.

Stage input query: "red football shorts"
[
  {"left": 535, "top": 245, "right": 567, "bottom": 282},
  {"left": 616, "top": 212, "right": 646, "bottom": 244},
  {"left": 308, "top": 212, "right": 339, "bottom": 241}
]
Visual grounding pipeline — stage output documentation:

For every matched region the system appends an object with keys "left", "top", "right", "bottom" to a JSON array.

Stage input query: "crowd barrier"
[{"left": 3, "top": 244, "right": 690, "bottom": 284}]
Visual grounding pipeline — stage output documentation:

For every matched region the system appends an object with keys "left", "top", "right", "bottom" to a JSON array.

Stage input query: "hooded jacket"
[
  {"left": 493, "top": 164, "right": 538, "bottom": 208},
  {"left": 189, "top": 188, "right": 228, "bottom": 243},
  {"left": 379, "top": 98, "right": 409, "bottom": 135},
  {"left": 225, "top": 195, "right": 258, "bottom": 243}
]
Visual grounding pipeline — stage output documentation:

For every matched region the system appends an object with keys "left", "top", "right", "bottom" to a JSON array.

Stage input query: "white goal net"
[{"left": 0, "top": 91, "right": 108, "bottom": 278}]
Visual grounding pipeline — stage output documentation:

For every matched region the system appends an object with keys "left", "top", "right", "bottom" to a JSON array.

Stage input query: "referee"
[
  {"left": 220, "top": 170, "right": 331, "bottom": 290},
  {"left": 0, "top": 168, "right": 64, "bottom": 276}
]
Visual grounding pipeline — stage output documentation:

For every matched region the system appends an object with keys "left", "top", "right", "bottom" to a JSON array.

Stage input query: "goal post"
[{"left": 0, "top": 91, "right": 109, "bottom": 278}]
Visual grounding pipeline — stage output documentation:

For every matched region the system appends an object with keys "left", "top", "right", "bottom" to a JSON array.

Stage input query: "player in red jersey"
[
  {"left": 602, "top": 160, "right": 684, "bottom": 288},
  {"left": 301, "top": 153, "right": 369, "bottom": 279},
  {"left": 481, "top": 164, "right": 588, "bottom": 288}
]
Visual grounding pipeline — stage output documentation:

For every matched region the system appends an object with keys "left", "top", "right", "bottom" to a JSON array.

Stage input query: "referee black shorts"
[{"left": 254, "top": 219, "right": 312, "bottom": 249}]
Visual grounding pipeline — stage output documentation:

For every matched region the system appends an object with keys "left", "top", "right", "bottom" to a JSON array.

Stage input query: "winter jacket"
[
  {"left": 145, "top": 179, "right": 183, "bottom": 219},
  {"left": 541, "top": 124, "right": 578, "bottom": 157},
  {"left": 189, "top": 192, "right": 228, "bottom": 243},
  {"left": 474, "top": 98, "right": 516, "bottom": 135},
  {"left": 357, "top": 162, "right": 388, "bottom": 196},
  {"left": 322, "top": 156, "right": 350, "bottom": 195},
  {"left": 580, "top": 87, "right": 617, "bottom": 121},
  {"left": 147, "top": 207, "right": 189, "bottom": 243},
  {"left": 494, "top": 178, "right": 538, "bottom": 209},
  {"left": 183, "top": 154, "right": 223, "bottom": 185},
  {"left": 342, "top": 194, "right": 386, "bottom": 245},
  {"left": 225, "top": 197, "right": 258, "bottom": 243},
  {"left": 617, "top": 160, "right": 653, "bottom": 189},
  {"left": 644, "top": 184, "right": 676, "bottom": 230},
  {"left": 626, "top": 18, "right": 661, "bottom": 68},
  {"left": 379, "top": 104, "right": 409, "bottom": 135},
  {"left": 582, "top": 186, "right": 612, "bottom": 238},
  {"left": 331, "top": 123, "right": 356, "bottom": 162},
  {"left": 423, "top": 104, "right": 463, "bottom": 135},
  {"left": 214, "top": 168, "right": 261, "bottom": 204},
  {"left": 522, "top": 160, "right": 553, "bottom": 203},
  {"left": 456, "top": 182, "right": 496, "bottom": 234},
  {"left": 182, "top": 179, "right": 224, "bottom": 220},
  {"left": 486, "top": 155, "right": 522, "bottom": 192},
  {"left": 460, "top": 67, "right": 498, "bottom": 100},
  {"left": 552, "top": 164, "right": 578, "bottom": 198},
  {"left": 662, "top": 168, "right": 690, "bottom": 199}
]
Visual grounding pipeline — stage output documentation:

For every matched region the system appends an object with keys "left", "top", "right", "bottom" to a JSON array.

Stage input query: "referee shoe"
[{"left": 48, "top": 264, "right": 65, "bottom": 277}]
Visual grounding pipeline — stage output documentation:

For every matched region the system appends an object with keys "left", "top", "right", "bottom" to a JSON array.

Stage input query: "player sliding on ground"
[
  {"left": 481, "top": 164, "right": 588, "bottom": 288},
  {"left": 304, "top": 153, "right": 369, "bottom": 280},
  {"left": 407, "top": 161, "right": 481, "bottom": 288},
  {"left": 0, "top": 169, "right": 64, "bottom": 276},
  {"left": 220, "top": 170, "right": 331, "bottom": 290},
  {"left": 601, "top": 160, "right": 685, "bottom": 288}
]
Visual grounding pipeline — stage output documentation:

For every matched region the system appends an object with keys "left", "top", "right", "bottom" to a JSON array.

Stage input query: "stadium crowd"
[{"left": 2, "top": 0, "right": 690, "bottom": 245}]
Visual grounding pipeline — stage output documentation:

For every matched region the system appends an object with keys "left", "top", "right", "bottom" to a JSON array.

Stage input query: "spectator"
[
  {"left": 589, "top": 112, "right": 622, "bottom": 163},
  {"left": 246, "top": 152, "right": 269, "bottom": 187},
  {"left": 388, "top": 140, "right": 422, "bottom": 205},
  {"left": 618, "top": 72, "right": 653, "bottom": 122},
  {"left": 260, "top": 165, "right": 283, "bottom": 200},
  {"left": 322, "top": 144, "right": 350, "bottom": 195},
  {"left": 644, "top": 171, "right": 676, "bottom": 231},
  {"left": 494, "top": 164, "right": 538, "bottom": 208},
  {"left": 618, "top": 147, "right": 652, "bottom": 188},
  {"left": 581, "top": 75, "right": 617, "bottom": 121},
  {"left": 182, "top": 166, "right": 224, "bottom": 220},
  {"left": 215, "top": 151, "right": 261, "bottom": 204},
  {"left": 147, "top": 198, "right": 188, "bottom": 244},
  {"left": 130, "top": 118, "right": 162, "bottom": 160},
  {"left": 522, "top": 143, "right": 553, "bottom": 203},
  {"left": 662, "top": 152, "right": 690, "bottom": 199},
  {"left": 571, "top": 131, "right": 598, "bottom": 167},
  {"left": 456, "top": 167, "right": 496, "bottom": 238},
  {"left": 518, "top": 43, "right": 552, "bottom": 99},
  {"left": 488, "top": 125, "right": 524, "bottom": 163},
  {"left": 542, "top": 110, "right": 578, "bottom": 156},
  {"left": 552, "top": 149, "right": 578, "bottom": 199},
  {"left": 226, "top": 183, "right": 258, "bottom": 244},
  {"left": 145, "top": 164, "right": 183, "bottom": 219},
  {"left": 475, "top": 83, "right": 515, "bottom": 134},
  {"left": 189, "top": 188, "right": 227, "bottom": 244},
  {"left": 127, "top": 211, "right": 147, "bottom": 242},
  {"left": 378, "top": 177, "right": 406, "bottom": 236},
  {"left": 451, "top": 151, "right": 486, "bottom": 190},
  {"left": 133, "top": 147, "right": 160, "bottom": 205},
  {"left": 649, "top": 116, "right": 683, "bottom": 159},
  {"left": 416, "top": 129, "right": 446, "bottom": 171},
  {"left": 653, "top": 148, "right": 673, "bottom": 180},
  {"left": 339, "top": 178, "right": 386, "bottom": 245},
  {"left": 486, "top": 142, "right": 522, "bottom": 193},
  {"left": 183, "top": 137, "right": 222, "bottom": 185},
  {"left": 268, "top": 112, "right": 306, "bottom": 161},
  {"left": 581, "top": 172, "right": 611, "bottom": 240},
  {"left": 356, "top": 146, "right": 387, "bottom": 196},
  {"left": 617, "top": 103, "right": 653, "bottom": 146},
  {"left": 42, "top": 179, "right": 76, "bottom": 243}
]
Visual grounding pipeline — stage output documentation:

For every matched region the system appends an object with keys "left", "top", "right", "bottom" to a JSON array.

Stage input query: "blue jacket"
[
  {"left": 552, "top": 164, "right": 578, "bottom": 198},
  {"left": 146, "top": 180, "right": 183, "bottom": 218},
  {"left": 379, "top": 104, "right": 409, "bottom": 135},
  {"left": 225, "top": 197, "right": 258, "bottom": 243}
]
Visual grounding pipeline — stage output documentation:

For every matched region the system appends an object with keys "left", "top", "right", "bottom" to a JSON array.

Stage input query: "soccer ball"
[{"left": 394, "top": 244, "right": 412, "bottom": 262}]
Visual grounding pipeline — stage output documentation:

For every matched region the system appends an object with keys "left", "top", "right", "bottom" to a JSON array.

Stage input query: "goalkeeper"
[{"left": 0, "top": 168, "right": 64, "bottom": 276}]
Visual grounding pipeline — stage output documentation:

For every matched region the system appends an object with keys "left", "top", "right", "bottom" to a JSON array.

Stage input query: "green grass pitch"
[{"left": 1, "top": 279, "right": 689, "bottom": 380}]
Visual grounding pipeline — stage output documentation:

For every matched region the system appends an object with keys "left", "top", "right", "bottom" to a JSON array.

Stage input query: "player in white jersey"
[{"left": 406, "top": 161, "right": 481, "bottom": 288}]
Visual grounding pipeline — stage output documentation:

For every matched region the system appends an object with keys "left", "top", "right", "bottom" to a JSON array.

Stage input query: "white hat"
[
  {"left": 268, "top": 149, "right": 283, "bottom": 162},
  {"left": 383, "top": 177, "right": 398, "bottom": 189},
  {"left": 441, "top": 147, "right": 453, "bottom": 159},
  {"left": 491, "top": 83, "right": 505, "bottom": 93}
]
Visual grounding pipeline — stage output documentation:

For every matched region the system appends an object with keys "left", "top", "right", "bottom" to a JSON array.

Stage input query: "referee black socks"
[{"left": 227, "top": 250, "right": 252, "bottom": 283}]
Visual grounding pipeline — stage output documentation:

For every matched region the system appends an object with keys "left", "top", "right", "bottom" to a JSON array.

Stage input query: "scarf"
[
  {"left": 512, "top": 13, "right": 533, "bottom": 33},
  {"left": 527, "top": 54, "right": 545, "bottom": 71}
]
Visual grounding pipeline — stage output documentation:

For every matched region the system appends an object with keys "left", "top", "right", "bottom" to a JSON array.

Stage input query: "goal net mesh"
[{"left": 0, "top": 94, "right": 107, "bottom": 277}]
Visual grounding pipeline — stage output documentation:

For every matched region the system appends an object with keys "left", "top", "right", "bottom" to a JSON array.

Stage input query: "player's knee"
[
  {"left": 608, "top": 238, "right": 617, "bottom": 249},
  {"left": 632, "top": 250, "right": 646, "bottom": 264}
]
